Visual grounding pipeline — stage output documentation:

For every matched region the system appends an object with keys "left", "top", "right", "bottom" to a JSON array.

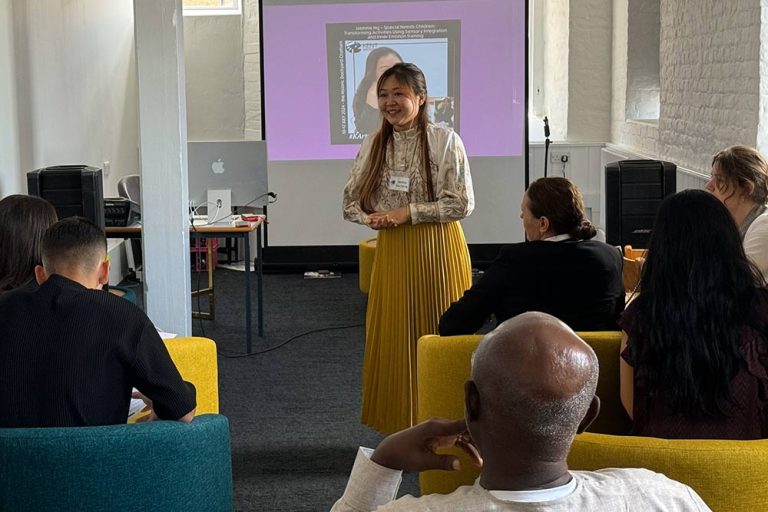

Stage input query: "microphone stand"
[{"left": 543, "top": 116, "right": 551, "bottom": 178}]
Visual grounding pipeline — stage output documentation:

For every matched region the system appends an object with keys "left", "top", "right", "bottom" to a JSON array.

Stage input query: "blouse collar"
[{"left": 392, "top": 126, "right": 420, "bottom": 141}]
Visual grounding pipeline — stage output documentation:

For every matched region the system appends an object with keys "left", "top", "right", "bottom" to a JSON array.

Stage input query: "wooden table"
[{"left": 106, "top": 220, "right": 264, "bottom": 353}]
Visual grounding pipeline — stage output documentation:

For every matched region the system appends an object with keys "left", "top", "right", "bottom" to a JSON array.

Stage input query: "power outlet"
[
  {"left": 549, "top": 151, "right": 570, "bottom": 164},
  {"left": 103, "top": 160, "right": 111, "bottom": 178},
  {"left": 207, "top": 189, "right": 231, "bottom": 224}
]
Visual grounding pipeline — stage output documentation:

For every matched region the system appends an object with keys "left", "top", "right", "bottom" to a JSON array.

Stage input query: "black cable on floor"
[{"left": 217, "top": 322, "right": 364, "bottom": 358}]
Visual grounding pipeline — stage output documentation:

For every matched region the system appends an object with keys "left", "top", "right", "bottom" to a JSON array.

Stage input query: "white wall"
[
  {"left": 625, "top": 0, "right": 660, "bottom": 120},
  {"left": 658, "top": 1, "right": 761, "bottom": 172},
  {"left": 529, "top": 143, "right": 605, "bottom": 223},
  {"left": 184, "top": 14, "right": 245, "bottom": 140},
  {"left": 0, "top": 0, "right": 21, "bottom": 196},
  {"left": 11, "top": 0, "right": 139, "bottom": 197},
  {"left": 542, "top": 0, "right": 570, "bottom": 140},
  {"left": 761, "top": 0, "right": 768, "bottom": 154},
  {"left": 567, "top": 0, "right": 613, "bottom": 142},
  {"left": 537, "top": 0, "right": 612, "bottom": 142},
  {"left": 612, "top": 0, "right": 763, "bottom": 175}
]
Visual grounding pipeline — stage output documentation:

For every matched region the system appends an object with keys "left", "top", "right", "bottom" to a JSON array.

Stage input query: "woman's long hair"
[
  {"left": 632, "top": 189, "right": 764, "bottom": 418},
  {"left": 357, "top": 63, "right": 434, "bottom": 213},
  {"left": 0, "top": 194, "right": 58, "bottom": 292},
  {"left": 352, "top": 47, "right": 402, "bottom": 128},
  {"left": 526, "top": 177, "right": 596, "bottom": 239}
]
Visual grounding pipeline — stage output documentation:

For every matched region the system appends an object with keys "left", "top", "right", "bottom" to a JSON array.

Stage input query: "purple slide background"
[{"left": 263, "top": 0, "right": 525, "bottom": 160}]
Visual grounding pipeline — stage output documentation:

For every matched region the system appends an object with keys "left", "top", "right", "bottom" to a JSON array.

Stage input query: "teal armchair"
[{"left": 0, "top": 414, "right": 233, "bottom": 511}]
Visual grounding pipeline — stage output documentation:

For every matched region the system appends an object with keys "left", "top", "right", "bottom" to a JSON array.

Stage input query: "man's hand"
[
  {"left": 371, "top": 418, "right": 483, "bottom": 473},
  {"left": 132, "top": 390, "right": 153, "bottom": 412},
  {"left": 132, "top": 390, "right": 157, "bottom": 422}
]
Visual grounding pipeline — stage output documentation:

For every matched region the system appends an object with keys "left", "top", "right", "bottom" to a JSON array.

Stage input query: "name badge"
[{"left": 388, "top": 173, "right": 410, "bottom": 192}]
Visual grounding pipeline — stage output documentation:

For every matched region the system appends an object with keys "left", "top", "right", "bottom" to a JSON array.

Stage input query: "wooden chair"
[{"left": 622, "top": 245, "right": 646, "bottom": 296}]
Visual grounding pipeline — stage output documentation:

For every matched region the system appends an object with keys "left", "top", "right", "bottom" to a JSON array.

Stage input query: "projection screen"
[{"left": 261, "top": 0, "right": 527, "bottom": 247}]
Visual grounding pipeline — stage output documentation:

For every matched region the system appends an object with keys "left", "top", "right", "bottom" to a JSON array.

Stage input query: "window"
[{"left": 183, "top": 0, "right": 241, "bottom": 16}]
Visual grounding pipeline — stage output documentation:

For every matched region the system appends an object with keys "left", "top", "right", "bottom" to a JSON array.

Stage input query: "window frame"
[{"left": 182, "top": 0, "right": 242, "bottom": 17}]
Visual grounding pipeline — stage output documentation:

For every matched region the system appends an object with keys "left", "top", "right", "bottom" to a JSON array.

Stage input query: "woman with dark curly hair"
[
  {"left": 0, "top": 194, "right": 58, "bottom": 293},
  {"left": 620, "top": 189, "right": 768, "bottom": 439},
  {"left": 439, "top": 177, "right": 624, "bottom": 335}
]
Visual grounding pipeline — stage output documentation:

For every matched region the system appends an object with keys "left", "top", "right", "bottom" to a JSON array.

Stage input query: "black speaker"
[
  {"left": 605, "top": 159, "right": 676, "bottom": 248},
  {"left": 27, "top": 165, "right": 105, "bottom": 228}
]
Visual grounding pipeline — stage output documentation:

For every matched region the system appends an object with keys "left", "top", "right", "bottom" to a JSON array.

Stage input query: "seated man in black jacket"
[
  {"left": 440, "top": 178, "right": 623, "bottom": 335},
  {"left": 0, "top": 216, "right": 195, "bottom": 427}
]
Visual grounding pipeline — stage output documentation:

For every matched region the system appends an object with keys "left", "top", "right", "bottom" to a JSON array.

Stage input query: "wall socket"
[
  {"left": 207, "top": 189, "right": 231, "bottom": 224},
  {"left": 549, "top": 151, "right": 570, "bottom": 164},
  {"left": 103, "top": 160, "right": 111, "bottom": 178}
]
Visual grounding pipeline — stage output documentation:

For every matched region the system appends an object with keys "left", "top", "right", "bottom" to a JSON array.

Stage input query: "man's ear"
[
  {"left": 97, "top": 258, "right": 110, "bottom": 287},
  {"left": 464, "top": 380, "right": 481, "bottom": 422},
  {"left": 576, "top": 395, "right": 601, "bottom": 434},
  {"left": 34, "top": 265, "right": 48, "bottom": 285}
]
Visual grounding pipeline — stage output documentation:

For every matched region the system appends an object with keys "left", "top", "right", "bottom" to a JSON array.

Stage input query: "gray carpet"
[{"left": 187, "top": 270, "right": 421, "bottom": 511}]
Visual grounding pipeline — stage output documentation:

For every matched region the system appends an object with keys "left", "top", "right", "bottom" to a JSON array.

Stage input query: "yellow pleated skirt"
[{"left": 361, "top": 221, "right": 472, "bottom": 434}]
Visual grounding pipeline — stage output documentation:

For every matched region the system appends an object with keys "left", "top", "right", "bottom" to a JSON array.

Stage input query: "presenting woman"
[
  {"left": 343, "top": 63, "right": 474, "bottom": 434},
  {"left": 707, "top": 145, "right": 768, "bottom": 281}
]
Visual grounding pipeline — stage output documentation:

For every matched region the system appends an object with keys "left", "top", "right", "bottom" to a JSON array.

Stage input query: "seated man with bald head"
[
  {"left": 0, "top": 217, "right": 195, "bottom": 427},
  {"left": 332, "top": 312, "right": 710, "bottom": 511}
]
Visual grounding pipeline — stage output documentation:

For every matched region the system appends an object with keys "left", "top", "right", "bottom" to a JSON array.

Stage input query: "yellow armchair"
[
  {"left": 164, "top": 336, "right": 219, "bottom": 414},
  {"left": 358, "top": 237, "right": 377, "bottom": 294},
  {"left": 416, "top": 332, "right": 768, "bottom": 511}
]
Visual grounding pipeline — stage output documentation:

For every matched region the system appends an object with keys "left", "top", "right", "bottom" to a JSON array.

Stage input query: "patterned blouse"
[{"left": 342, "top": 124, "right": 474, "bottom": 225}]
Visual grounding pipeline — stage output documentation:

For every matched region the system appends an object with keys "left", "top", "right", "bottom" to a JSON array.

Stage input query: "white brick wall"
[
  {"left": 613, "top": 0, "right": 762, "bottom": 175},
  {"left": 658, "top": 0, "right": 760, "bottom": 173},
  {"left": 543, "top": 0, "right": 570, "bottom": 140},
  {"left": 758, "top": 0, "right": 768, "bottom": 153},
  {"left": 567, "top": 0, "right": 612, "bottom": 141},
  {"left": 625, "top": 0, "right": 660, "bottom": 119},
  {"left": 611, "top": 0, "right": 661, "bottom": 153}
]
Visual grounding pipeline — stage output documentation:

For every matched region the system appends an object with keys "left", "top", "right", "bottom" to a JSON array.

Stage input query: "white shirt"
[
  {"left": 331, "top": 447, "right": 711, "bottom": 512},
  {"left": 744, "top": 209, "right": 768, "bottom": 283}
]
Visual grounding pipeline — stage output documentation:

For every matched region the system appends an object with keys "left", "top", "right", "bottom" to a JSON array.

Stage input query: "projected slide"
[
  {"left": 262, "top": 0, "right": 525, "bottom": 161},
  {"left": 327, "top": 20, "right": 461, "bottom": 143}
]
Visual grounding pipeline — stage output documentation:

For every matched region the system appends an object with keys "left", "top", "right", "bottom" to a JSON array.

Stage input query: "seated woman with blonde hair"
[
  {"left": 439, "top": 177, "right": 624, "bottom": 334},
  {"left": 708, "top": 145, "right": 768, "bottom": 281}
]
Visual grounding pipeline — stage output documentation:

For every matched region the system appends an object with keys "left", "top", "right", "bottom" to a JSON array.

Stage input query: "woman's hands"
[{"left": 366, "top": 206, "right": 411, "bottom": 230}]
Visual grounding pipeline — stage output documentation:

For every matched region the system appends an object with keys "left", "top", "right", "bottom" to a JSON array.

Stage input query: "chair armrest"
[{"left": 164, "top": 337, "right": 219, "bottom": 414}]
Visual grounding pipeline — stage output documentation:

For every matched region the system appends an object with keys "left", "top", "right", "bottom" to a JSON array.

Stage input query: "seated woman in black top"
[
  {"left": 439, "top": 177, "right": 623, "bottom": 335},
  {"left": 620, "top": 190, "right": 768, "bottom": 439}
]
